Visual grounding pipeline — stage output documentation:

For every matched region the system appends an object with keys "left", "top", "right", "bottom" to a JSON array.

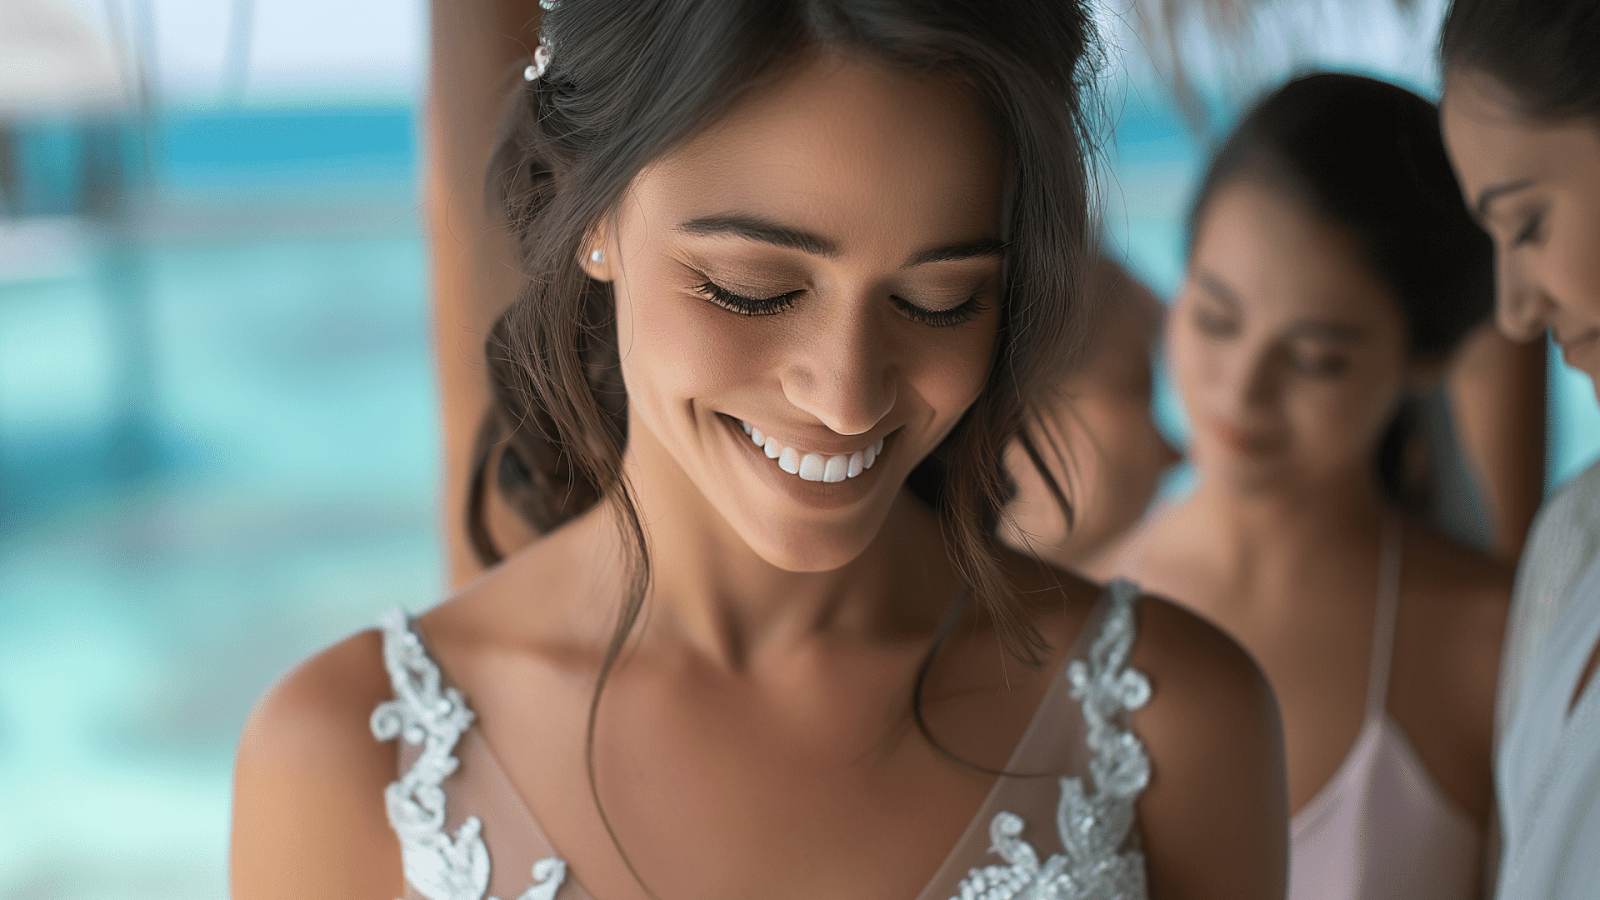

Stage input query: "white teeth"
[
  {"left": 822, "top": 455, "right": 848, "bottom": 483},
  {"left": 798, "top": 453, "right": 826, "bottom": 481},
  {"left": 738, "top": 420, "right": 884, "bottom": 482},
  {"left": 778, "top": 446, "right": 800, "bottom": 475}
]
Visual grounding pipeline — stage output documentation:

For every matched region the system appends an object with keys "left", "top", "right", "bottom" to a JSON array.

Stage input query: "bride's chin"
[{"left": 734, "top": 517, "right": 886, "bottom": 574}]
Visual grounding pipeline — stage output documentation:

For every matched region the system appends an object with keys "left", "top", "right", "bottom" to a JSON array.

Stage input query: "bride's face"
[{"left": 584, "top": 54, "right": 1005, "bottom": 572}]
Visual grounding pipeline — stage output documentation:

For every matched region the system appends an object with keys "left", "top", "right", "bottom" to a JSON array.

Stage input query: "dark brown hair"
[
  {"left": 476, "top": 0, "right": 1102, "bottom": 650},
  {"left": 470, "top": 1, "right": 1101, "bottom": 881},
  {"left": 1187, "top": 72, "right": 1494, "bottom": 499},
  {"left": 1440, "top": 0, "right": 1600, "bottom": 123}
]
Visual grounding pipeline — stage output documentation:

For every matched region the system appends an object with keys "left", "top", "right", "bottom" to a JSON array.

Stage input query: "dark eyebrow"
[
  {"left": 1199, "top": 271, "right": 1368, "bottom": 342},
  {"left": 903, "top": 238, "right": 1006, "bottom": 268},
  {"left": 1287, "top": 321, "right": 1369, "bottom": 343},
  {"left": 676, "top": 215, "right": 839, "bottom": 257},
  {"left": 1475, "top": 178, "right": 1537, "bottom": 220},
  {"left": 1195, "top": 272, "right": 1243, "bottom": 309},
  {"left": 677, "top": 214, "right": 1003, "bottom": 267}
]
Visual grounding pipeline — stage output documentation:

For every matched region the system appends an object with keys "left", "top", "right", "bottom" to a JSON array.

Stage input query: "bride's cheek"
[{"left": 931, "top": 324, "right": 1000, "bottom": 411}]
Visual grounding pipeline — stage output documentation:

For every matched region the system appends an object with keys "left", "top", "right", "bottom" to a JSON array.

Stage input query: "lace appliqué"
[
  {"left": 372, "top": 608, "right": 568, "bottom": 900},
  {"left": 952, "top": 579, "right": 1151, "bottom": 900}
]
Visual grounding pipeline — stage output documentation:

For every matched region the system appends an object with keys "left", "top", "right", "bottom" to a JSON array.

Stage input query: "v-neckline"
[{"left": 411, "top": 586, "right": 1116, "bottom": 900}]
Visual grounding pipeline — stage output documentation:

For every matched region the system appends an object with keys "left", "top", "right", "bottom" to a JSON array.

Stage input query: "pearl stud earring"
[{"left": 589, "top": 249, "right": 604, "bottom": 264}]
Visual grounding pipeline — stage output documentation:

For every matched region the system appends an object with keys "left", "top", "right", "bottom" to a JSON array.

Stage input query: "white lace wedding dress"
[{"left": 370, "top": 580, "right": 1153, "bottom": 900}]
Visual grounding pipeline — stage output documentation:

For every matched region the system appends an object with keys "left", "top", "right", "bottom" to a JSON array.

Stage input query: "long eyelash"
[
  {"left": 892, "top": 295, "right": 988, "bottom": 328},
  {"left": 694, "top": 280, "right": 799, "bottom": 316}
]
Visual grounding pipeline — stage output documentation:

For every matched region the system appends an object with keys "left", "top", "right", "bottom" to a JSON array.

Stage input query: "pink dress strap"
[{"left": 1288, "top": 515, "right": 1483, "bottom": 900}]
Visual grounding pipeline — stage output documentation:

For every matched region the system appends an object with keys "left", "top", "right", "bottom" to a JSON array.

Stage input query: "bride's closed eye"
[
  {"left": 694, "top": 279, "right": 802, "bottom": 316},
  {"left": 695, "top": 278, "right": 990, "bottom": 328},
  {"left": 891, "top": 294, "right": 989, "bottom": 328}
]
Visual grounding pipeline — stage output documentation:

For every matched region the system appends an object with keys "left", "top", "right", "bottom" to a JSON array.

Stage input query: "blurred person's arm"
[
  {"left": 1446, "top": 323, "right": 1546, "bottom": 562},
  {"left": 430, "top": 1, "right": 544, "bottom": 586}
]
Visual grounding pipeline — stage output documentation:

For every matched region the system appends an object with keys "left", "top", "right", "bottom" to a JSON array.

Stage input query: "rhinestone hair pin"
[
  {"left": 523, "top": 0, "right": 558, "bottom": 81},
  {"left": 524, "top": 44, "right": 552, "bottom": 81}
]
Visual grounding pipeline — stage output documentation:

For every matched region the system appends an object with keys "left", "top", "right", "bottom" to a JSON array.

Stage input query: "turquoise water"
[
  {"left": 1551, "top": 346, "right": 1600, "bottom": 487},
  {"left": 0, "top": 105, "right": 441, "bottom": 898},
  {"left": 1, "top": 96, "right": 1596, "bottom": 899}
]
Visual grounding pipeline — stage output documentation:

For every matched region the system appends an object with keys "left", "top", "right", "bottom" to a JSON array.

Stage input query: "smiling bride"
[{"left": 229, "top": 3, "right": 1287, "bottom": 899}]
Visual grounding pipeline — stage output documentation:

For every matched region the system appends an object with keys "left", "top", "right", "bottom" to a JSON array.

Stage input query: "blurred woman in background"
[
  {"left": 1003, "top": 255, "right": 1178, "bottom": 581},
  {"left": 1438, "top": 2, "right": 1600, "bottom": 896},
  {"left": 1116, "top": 72, "right": 1511, "bottom": 899}
]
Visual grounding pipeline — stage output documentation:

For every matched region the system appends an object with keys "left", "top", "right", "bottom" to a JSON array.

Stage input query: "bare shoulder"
[
  {"left": 1405, "top": 519, "right": 1512, "bottom": 632},
  {"left": 1130, "top": 593, "right": 1282, "bottom": 782},
  {"left": 1399, "top": 519, "right": 1512, "bottom": 703},
  {"left": 1388, "top": 519, "right": 1509, "bottom": 822},
  {"left": 1130, "top": 593, "right": 1288, "bottom": 900},
  {"left": 231, "top": 628, "right": 402, "bottom": 900},
  {"left": 991, "top": 557, "right": 1288, "bottom": 897},
  {"left": 426, "top": 506, "right": 623, "bottom": 651}
]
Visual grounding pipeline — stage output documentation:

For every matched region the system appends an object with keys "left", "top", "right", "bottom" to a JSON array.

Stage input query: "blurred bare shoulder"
[
  {"left": 231, "top": 628, "right": 402, "bottom": 900},
  {"left": 995, "top": 543, "right": 1104, "bottom": 637},
  {"left": 1406, "top": 517, "right": 1512, "bottom": 677},
  {"left": 1389, "top": 518, "right": 1511, "bottom": 823}
]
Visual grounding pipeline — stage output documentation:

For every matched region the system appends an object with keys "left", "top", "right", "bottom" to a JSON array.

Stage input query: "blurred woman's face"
[
  {"left": 1171, "top": 181, "right": 1412, "bottom": 495},
  {"left": 1004, "top": 266, "right": 1177, "bottom": 567},
  {"left": 585, "top": 54, "right": 1004, "bottom": 572},
  {"left": 1441, "top": 71, "right": 1600, "bottom": 390}
]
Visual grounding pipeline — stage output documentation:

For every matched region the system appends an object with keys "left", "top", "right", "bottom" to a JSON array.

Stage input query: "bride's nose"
[{"left": 780, "top": 305, "right": 896, "bottom": 436}]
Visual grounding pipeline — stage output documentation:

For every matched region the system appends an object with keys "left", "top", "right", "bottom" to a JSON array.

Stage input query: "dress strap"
[
  {"left": 1363, "top": 514, "right": 1404, "bottom": 720},
  {"left": 371, "top": 608, "right": 568, "bottom": 900},
  {"left": 946, "top": 578, "right": 1152, "bottom": 900}
]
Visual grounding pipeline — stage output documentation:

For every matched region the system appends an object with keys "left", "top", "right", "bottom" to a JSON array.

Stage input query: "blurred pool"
[
  {"left": 0, "top": 91, "right": 1596, "bottom": 900},
  {"left": 0, "top": 103, "right": 442, "bottom": 899}
]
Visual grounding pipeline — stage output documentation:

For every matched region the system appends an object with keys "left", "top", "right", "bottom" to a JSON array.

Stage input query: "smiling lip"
[
  {"left": 719, "top": 414, "right": 891, "bottom": 511},
  {"left": 738, "top": 419, "right": 883, "bottom": 483}
]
